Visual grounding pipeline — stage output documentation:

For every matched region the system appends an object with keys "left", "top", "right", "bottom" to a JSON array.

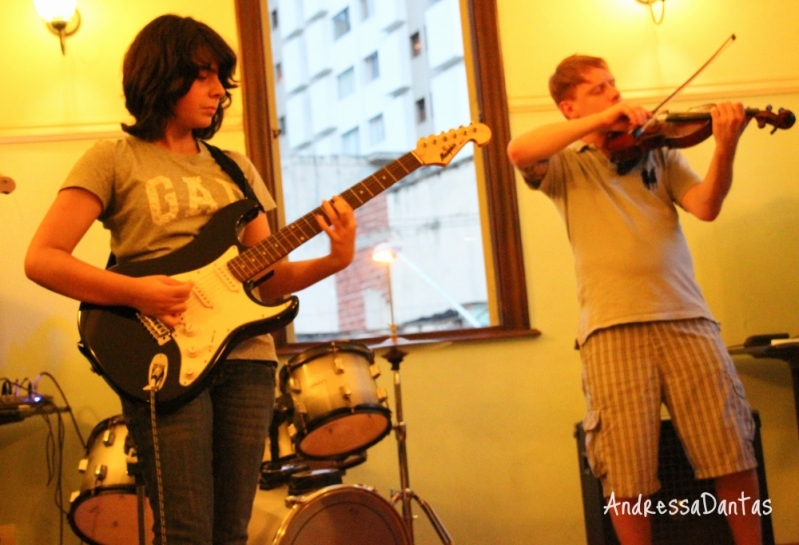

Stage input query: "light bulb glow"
[{"left": 33, "top": 0, "right": 77, "bottom": 23}]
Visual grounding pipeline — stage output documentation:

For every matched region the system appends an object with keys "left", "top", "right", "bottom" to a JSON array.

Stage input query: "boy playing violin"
[{"left": 508, "top": 55, "right": 762, "bottom": 545}]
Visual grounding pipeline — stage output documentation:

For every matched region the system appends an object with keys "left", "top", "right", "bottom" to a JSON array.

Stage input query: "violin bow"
[{"left": 633, "top": 33, "right": 737, "bottom": 138}]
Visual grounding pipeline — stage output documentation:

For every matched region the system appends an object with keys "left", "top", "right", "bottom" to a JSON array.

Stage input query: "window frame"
[{"left": 233, "top": 0, "right": 538, "bottom": 352}]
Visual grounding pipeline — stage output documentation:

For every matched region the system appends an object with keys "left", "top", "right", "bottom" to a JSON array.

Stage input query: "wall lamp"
[
  {"left": 636, "top": 0, "right": 666, "bottom": 25},
  {"left": 34, "top": 0, "right": 81, "bottom": 55}
]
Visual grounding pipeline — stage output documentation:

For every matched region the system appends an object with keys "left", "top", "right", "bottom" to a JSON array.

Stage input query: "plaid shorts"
[{"left": 580, "top": 318, "right": 757, "bottom": 498}]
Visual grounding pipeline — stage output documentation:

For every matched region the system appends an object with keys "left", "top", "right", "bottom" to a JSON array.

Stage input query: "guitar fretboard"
[{"left": 227, "top": 151, "right": 424, "bottom": 283}]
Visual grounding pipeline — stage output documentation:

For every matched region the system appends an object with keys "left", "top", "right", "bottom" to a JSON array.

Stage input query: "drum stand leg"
[{"left": 383, "top": 346, "right": 453, "bottom": 545}]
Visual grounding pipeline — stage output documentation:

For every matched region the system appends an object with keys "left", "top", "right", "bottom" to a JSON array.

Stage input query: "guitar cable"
[{"left": 149, "top": 367, "right": 168, "bottom": 545}]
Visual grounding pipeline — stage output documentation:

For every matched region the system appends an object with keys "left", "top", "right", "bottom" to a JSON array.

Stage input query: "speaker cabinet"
[{"left": 575, "top": 411, "right": 774, "bottom": 545}]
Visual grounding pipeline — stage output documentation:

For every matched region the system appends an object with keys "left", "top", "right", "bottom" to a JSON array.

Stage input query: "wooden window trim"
[{"left": 233, "top": 0, "right": 539, "bottom": 354}]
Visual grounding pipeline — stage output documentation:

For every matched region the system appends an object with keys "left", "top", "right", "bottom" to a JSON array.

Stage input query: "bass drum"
[
  {"left": 247, "top": 479, "right": 410, "bottom": 545},
  {"left": 281, "top": 341, "right": 392, "bottom": 459},
  {"left": 68, "top": 415, "right": 154, "bottom": 545}
]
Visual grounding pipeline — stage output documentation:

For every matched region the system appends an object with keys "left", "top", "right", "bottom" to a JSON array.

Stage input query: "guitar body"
[{"left": 78, "top": 200, "right": 299, "bottom": 410}]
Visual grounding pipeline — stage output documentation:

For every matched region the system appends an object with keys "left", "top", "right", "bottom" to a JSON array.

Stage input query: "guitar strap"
[
  {"left": 202, "top": 141, "right": 264, "bottom": 210},
  {"left": 105, "top": 142, "right": 264, "bottom": 269}
]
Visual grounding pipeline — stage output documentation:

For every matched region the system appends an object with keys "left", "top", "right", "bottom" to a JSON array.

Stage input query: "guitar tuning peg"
[
  {"left": 766, "top": 105, "right": 773, "bottom": 111},
  {"left": 778, "top": 107, "right": 785, "bottom": 113}
]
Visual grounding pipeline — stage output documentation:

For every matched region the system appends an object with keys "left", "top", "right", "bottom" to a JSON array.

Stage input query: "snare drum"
[
  {"left": 282, "top": 341, "right": 392, "bottom": 459},
  {"left": 68, "top": 416, "right": 154, "bottom": 545},
  {"left": 247, "top": 473, "right": 410, "bottom": 545}
]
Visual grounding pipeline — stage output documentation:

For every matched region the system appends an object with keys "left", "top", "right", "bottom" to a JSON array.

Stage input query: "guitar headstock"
[{"left": 413, "top": 122, "right": 492, "bottom": 167}]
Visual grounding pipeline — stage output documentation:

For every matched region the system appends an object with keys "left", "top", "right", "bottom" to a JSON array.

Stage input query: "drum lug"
[
  {"left": 340, "top": 385, "right": 352, "bottom": 401},
  {"left": 376, "top": 387, "right": 388, "bottom": 403},
  {"left": 333, "top": 356, "right": 345, "bottom": 374},
  {"left": 69, "top": 490, "right": 79, "bottom": 504},
  {"left": 284, "top": 494, "right": 308, "bottom": 508},
  {"left": 102, "top": 429, "right": 116, "bottom": 447},
  {"left": 369, "top": 363, "right": 381, "bottom": 379},
  {"left": 77, "top": 458, "right": 88, "bottom": 473},
  {"left": 288, "top": 377, "right": 301, "bottom": 393},
  {"left": 94, "top": 464, "right": 108, "bottom": 482}
]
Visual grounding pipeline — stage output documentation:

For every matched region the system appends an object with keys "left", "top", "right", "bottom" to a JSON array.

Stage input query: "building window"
[
  {"left": 239, "top": 0, "right": 532, "bottom": 347},
  {"left": 360, "top": 0, "right": 375, "bottom": 20},
  {"left": 415, "top": 98, "right": 426, "bottom": 123},
  {"left": 368, "top": 115, "right": 384, "bottom": 145},
  {"left": 341, "top": 127, "right": 360, "bottom": 155},
  {"left": 363, "top": 52, "right": 379, "bottom": 83},
  {"left": 270, "top": 9, "right": 279, "bottom": 29},
  {"left": 337, "top": 67, "right": 355, "bottom": 99},
  {"left": 278, "top": 116, "right": 286, "bottom": 137},
  {"left": 410, "top": 32, "right": 422, "bottom": 57},
  {"left": 333, "top": 8, "right": 351, "bottom": 39},
  {"left": 275, "top": 62, "right": 283, "bottom": 84}
]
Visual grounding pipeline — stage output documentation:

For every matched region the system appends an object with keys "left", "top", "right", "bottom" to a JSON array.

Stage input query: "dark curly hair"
[{"left": 121, "top": 15, "right": 238, "bottom": 141}]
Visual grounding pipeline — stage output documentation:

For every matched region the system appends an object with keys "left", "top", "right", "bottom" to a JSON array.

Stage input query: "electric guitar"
[{"left": 77, "top": 123, "right": 492, "bottom": 409}]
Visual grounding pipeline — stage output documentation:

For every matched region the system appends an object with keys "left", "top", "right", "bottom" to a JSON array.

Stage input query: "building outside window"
[
  {"left": 333, "top": 8, "right": 350, "bottom": 39},
  {"left": 410, "top": 31, "right": 422, "bottom": 57},
  {"left": 337, "top": 67, "right": 355, "bottom": 99},
  {"left": 360, "top": 0, "right": 375, "bottom": 20},
  {"left": 415, "top": 97, "right": 426, "bottom": 123},
  {"left": 341, "top": 127, "right": 360, "bottom": 155},
  {"left": 368, "top": 114, "right": 385, "bottom": 145},
  {"left": 363, "top": 51, "right": 379, "bottom": 83},
  {"left": 270, "top": 9, "right": 278, "bottom": 29}
]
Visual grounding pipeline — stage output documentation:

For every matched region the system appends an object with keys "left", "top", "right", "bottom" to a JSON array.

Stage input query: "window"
[
  {"left": 415, "top": 97, "right": 426, "bottom": 123},
  {"left": 341, "top": 127, "right": 360, "bottom": 155},
  {"left": 410, "top": 32, "right": 422, "bottom": 57},
  {"left": 270, "top": 9, "right": 278, "bottom": 29},
  {"left": 337, "top": 67, "right": 355, "bottom": 99},
  {"left": 278, "top": 116, "right": 286, "bottom": 137},
  {"left": 236, "top": 0, "right": 533, "bottom": 349},
  {"left": 368, "top": 115, "right": 384, "bottom": 145},
  {"left": 275, "top": 62, "right": 283, "bottom": 84},
  {"left": 333, "top": 8, "right": 350, "bottom": 39},
  {"left": 363, "top": 52, "right": 379, "bottom": 83},
  {"left": 360, "top": 0, "right": 375, "bottom": 20}
]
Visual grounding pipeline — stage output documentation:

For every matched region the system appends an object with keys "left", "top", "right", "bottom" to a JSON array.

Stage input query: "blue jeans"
[{"left": 122, "top": 359, "right": 276, "bottom": 545}]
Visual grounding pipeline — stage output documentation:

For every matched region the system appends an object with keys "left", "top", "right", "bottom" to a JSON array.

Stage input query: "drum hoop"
[
  {"left": 274, "top": 484, "right": 411, "bottom": 545},
  {"left": 288, "top": 341, "right": 374, "bottom": 368},
  {"left": 68, "top": 485, "right": 140, "bottom": 545},
  {"left": 297, "top": 405, "right": 393, "bottom": 459}
]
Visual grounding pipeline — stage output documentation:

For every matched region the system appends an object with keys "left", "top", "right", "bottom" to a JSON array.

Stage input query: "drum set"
[{"left": 66, "top": 340, "right": 452, "bottom": 545}]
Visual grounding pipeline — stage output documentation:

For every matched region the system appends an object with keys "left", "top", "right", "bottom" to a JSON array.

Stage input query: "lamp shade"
[{"left": 33, "top": 0, "right": 77, "bottom": 23}]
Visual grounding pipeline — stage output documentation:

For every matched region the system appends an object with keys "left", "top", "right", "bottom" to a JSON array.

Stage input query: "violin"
[{"left": 605, "top": 105, "right": 796, "bottom": 165}]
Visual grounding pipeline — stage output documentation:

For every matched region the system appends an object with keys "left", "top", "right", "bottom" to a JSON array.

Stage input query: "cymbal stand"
[
  {"left": 383, "top": 344, "right": 453, "bottom": 545},
  {"left": 377, "top": 254, "right": 452, "bottom": 544}
]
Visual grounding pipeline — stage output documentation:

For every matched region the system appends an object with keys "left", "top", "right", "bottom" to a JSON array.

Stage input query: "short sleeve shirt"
[
  {"left": 537, "top": 143, "right": 715, "bottom": 344},
  {"left": 62, "top": 135, "right": 279, "bottom": 360}
]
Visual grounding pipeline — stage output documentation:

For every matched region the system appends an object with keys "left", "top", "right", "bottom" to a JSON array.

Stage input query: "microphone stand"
[{"left": 379, "top": 261, "right": 453, "bottom": 545}]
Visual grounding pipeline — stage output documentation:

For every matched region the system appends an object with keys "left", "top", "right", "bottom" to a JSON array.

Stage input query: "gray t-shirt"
[
  {"left": 63, "top": 135, "right": 279, "bottom": 361},
  {"left": 537, "top": 142, "right": 715, "bottom": 344}
]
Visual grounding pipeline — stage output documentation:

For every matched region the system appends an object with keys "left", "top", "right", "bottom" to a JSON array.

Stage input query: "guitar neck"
[{"left": 227, "top": 151, "right": 423, "bottom": 283}]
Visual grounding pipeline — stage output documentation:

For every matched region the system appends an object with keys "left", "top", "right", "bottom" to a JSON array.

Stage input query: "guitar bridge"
[{"left": 136, "top": 314, "right": 172, "bottom": 346}]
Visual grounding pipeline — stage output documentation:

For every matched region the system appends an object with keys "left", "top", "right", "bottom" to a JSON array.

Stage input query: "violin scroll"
[{"left": 754, "top": 105, "right": 795, "bottom": 134}]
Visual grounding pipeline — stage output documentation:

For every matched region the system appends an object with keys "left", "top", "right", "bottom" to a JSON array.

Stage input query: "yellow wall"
[{"left": 0, "top": 1, "right": 797, "bottom": 545}]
